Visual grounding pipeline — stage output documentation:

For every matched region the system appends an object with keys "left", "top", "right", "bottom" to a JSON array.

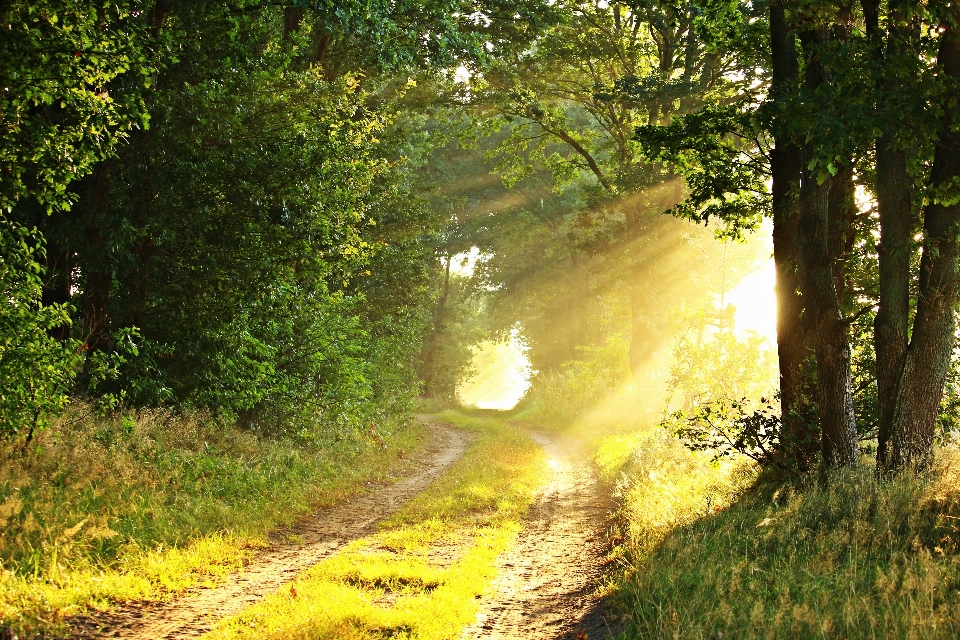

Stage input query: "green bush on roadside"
[{"left": 0, "top": 221, "right": 82, "bottom": 443}]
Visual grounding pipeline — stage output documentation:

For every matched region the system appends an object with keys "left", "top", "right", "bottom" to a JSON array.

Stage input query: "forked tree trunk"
[
  {"left": 796, "top": 28, "right": 858, "bottom": 468},
  {"left": 873, "top": 133, "right": 912, "bottom": 468},
  {"left": 770, "top": 3, "right": 817, "bottom": 468},
  {"left": 862, "top": 0, "right": 914, "bottom": 471},
  {"left": 886, "top": 14, "right": 960, "bottom": 473}
]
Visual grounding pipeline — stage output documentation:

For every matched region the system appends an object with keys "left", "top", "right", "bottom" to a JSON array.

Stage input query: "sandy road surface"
[
  {"left": 70, "top": 418, "right": 472, "bottom": 640},
  {"left": 463, "top": 430, "right": 621, "bottom": 640}
]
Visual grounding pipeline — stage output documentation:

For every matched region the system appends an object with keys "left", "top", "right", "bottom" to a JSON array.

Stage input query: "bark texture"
[
  {"left": 887, "top": 15, "right": 960, "bottom": 472},
  {"left": 770, "top": 3, "right": 817, "bottom": 467},
  {"left": 862, "top": 0, "right": 913, "bottom": 470},
  {"left": 797, "top": 28, "right": 858, "bottom": 468}
]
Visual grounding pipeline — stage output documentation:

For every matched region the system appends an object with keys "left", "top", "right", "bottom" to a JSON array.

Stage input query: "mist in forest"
[
  {"left": 456, "top": 223, "right": 777, "bottom": 416},
  {"left": 458, "top": 338, "right": 532, "bottom": 410}
]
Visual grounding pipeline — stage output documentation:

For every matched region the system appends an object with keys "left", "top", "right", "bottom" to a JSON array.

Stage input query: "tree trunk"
[
  {"left": 827, "top": 165, "right": 856, "bottom": 305},
  {"left": 873, "top": 141, "right": 912, "bottom": 468},
  {"left": 797, "top": 28, "right": 858, "bottom": 468},
  {"left": 862, "top": 0, "right": 915, "bottom": 471},
  {"left": 81, "top": 163, "right": 113, "bottom": 354},
  {"left": 886, "top": 14, "right": 960, "bottom": 473},
  {"left": 769, "top": 2, "right": 818, "bottom": 468},
  {"left": 283, "top": 7, "right": 305, "bottom": 40},
  {"left": 420, "top": 253, "right": 452, "bottom": 398},
  {"left": 40, "top": 209, "right": 73, "bottom": 342}
]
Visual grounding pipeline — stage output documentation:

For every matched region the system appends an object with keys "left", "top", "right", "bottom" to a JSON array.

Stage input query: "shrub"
[{"left": 0, "top": 221, "right": 81, "bottom": 442}]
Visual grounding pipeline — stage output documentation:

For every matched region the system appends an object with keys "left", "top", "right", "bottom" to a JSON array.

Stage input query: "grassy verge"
[
  {"left": 0, "top": 406, "right": 423, "bottom": 638},
  {"left": 608, "top": 432, "right": 960, "bottom": 639},
  {"left": 202, "top": 409, "right": 547, "bottom": 640}
]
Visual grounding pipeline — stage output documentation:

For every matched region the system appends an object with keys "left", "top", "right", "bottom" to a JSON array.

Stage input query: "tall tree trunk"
[
  {"left": 770, "top": 2, "right": 818, "bottom": 468},
  {"left": 420, "top": 253, "right": 453, "bottom": 398},
  {"left": 874, "top": 135, "right": 912, "bottom": 468},
  {"left": 887, "top": 13, "right": 960, "bottom": 473},
  {"left": 862, "top": 0, "right": 915, "bottom": 471},
  {"left": 827, "top": 165, "right": 857, "bottom": 306},
  {"left": 115, "top": 3, "right": 167, "bottom": 333},
  {"left": 797, "top": 28, "right": 858, "bottom": 468},
  {"left": 81, "top": 163, "right": 113, "bottom": 354},
  {"left": 40, "top": 209, "right": 73, "bottom": 341},
  {"left": 283, "top": 7, "right": 305, "bottom": 39}
]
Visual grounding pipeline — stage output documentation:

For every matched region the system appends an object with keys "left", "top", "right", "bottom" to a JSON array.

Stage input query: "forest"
[{"left": 2, "top": 0, "right": 960, "bottom": 638}]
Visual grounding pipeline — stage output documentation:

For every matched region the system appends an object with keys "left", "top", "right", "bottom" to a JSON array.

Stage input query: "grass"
[
  {"left": 519, "top": 377, "right": 960, "bottom": 638},
  {"left": 201, "top": 408, "right": 547, "bottom": 640},
  {"left": 607, "top": 432, "right": 960, "bottom": 639},
  {"left": 0, "top": 406, "right": 423, "bottom": 638},
  {"left": 18, "top": 387, "right": 951, "bottom": 639}
]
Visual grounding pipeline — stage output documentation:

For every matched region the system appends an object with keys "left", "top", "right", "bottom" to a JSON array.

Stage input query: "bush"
[
  {"left": 521, "top": 334, "right": 635, "bottom": 423},
  {"left": 0, "top": 221, "right": 81, "bottom": 441}
]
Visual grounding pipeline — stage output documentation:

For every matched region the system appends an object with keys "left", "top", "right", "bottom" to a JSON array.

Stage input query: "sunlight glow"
[
  {"left": 725, "top": 257, "right": 778, "bottom": 346},
  {"left": 448, "top": 247, "right": 482, "bottom": 277},
  {"left": 458, "top": 329, "right": 532, "bottom": 410},
  {"left": 453, "top": 64, "right": 472, "bottom": 84}
]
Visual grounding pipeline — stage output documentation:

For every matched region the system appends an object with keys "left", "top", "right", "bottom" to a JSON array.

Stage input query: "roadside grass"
[
  {"left": 609, "top": 432, "right": 960, "bottom": 639},
  {"left": 202, "top": 409, "right": 547, "bottom": 640},
  {"left": 0, "top": 406, "right": 423, "bottom": 638}
]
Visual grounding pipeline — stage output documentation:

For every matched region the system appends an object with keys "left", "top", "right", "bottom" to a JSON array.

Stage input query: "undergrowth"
[
  {"left": 609, "top": 433, "right": 960, "bottom": 639},
  {"left": 523, "top": 367, "right": 960, "bottom": 638},
  {"left": 0, "top": 405, "right": 422, "bottom": 638},
  {"left": 202, "top": 409, "right": 546, "bottom": 640}
]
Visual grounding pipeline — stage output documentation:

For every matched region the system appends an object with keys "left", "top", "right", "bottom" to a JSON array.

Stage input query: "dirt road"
[
  {"left": 463, "top": 430, "right": 621, "bottom": 640},
  {"left": 71, "top": 418, "right": 472, "bottom": 640},
  {"left": 70, "top": 417, "right": 620, "bottom": 640}
]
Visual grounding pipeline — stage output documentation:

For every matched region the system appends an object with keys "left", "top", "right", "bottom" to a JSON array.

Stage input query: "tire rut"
[
  {"left": 463, "top": 431, "right": 621, "bottom": 640},
  {"left": 69, "top": 417, "right": 472, "bottom": 640}
]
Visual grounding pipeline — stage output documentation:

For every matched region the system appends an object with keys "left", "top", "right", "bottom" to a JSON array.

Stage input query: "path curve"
[
  {"left": 71, "top": 417, "right": 472, "bottom": 639},
  {"left": 463, "top": 429, "right": 621, "bottom": 640}
]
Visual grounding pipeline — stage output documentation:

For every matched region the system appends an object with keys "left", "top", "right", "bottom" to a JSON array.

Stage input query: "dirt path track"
[
  {"left": 463, "top": 430, "right": 620, "bottom": 640},
  {"left": 71, "top": 418, "right": 471, "bottom": 640}
]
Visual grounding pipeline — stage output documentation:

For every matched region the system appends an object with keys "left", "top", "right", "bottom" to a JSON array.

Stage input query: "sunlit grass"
[
  {"left": 611, "top": 435, "right": 960, "bottom": 639},
  {"left": 202, "top": 409, "right": 547, "bottom": 640},
  {"left": 0, "top": 407, "right": 423, "bottom": 638}
]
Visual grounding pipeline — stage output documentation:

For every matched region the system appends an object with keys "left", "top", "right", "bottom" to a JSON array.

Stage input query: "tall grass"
[
  {"left": 0, "top": 405, "right": 421, "bottom": 637},
  {"left": 611, "top": 434, "right": 960, "bottom": 639}
]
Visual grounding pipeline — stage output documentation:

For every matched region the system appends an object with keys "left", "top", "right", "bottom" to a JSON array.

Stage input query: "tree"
[
  {"left": 468, "top": 0, "right": 761, "bottom": 380},
  {"left": 1, "top": 0, "right": 553, "bottom": 436},
  {"left": 638, "top": 0, "right": 960, "bottom": 473}
]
